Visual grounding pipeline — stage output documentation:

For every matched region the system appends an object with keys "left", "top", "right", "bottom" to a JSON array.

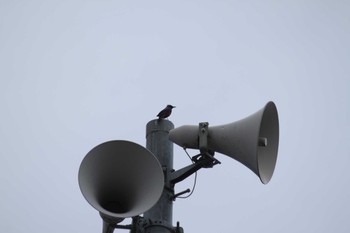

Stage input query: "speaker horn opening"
[{"left": 78, "top": 140, "right": 164, "bottom": 219}]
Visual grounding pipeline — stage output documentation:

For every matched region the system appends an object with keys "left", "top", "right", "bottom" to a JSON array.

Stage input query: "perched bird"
[{"left": 157, "top": 105, "right": 176, "bottom": 120}]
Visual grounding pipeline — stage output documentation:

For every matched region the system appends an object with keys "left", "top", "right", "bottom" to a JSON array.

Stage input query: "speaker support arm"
[
  {"left": 169, "top": 122, "right": 221, "bottom": 185},
  {"left": 169, "top": 151, "right": 221, "bottom": 185},
  {"left": 169, "top": 158, "right": 203, "bottom": 184}
]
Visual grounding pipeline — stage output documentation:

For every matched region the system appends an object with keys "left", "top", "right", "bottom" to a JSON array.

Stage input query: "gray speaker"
[
  {"left": 78, "top": 140, "right": 164, "bottom": 231},
  {"left": 169, "top": 101, "right": 279, "bottom": 184}
]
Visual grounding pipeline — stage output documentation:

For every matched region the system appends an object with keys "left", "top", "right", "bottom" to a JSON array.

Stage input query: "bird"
[{"left": 157, "top": 105, "right": 176, "bottom": 120}]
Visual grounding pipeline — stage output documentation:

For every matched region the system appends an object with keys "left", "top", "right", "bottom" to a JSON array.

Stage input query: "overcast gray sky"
[{"left": 1, "top": 1, "right": 349, "bottom": 232}]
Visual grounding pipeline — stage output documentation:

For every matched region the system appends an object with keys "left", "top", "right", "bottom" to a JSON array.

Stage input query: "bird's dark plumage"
[{"left": 157, "top": 105, "right": 176, "bottom": 119}]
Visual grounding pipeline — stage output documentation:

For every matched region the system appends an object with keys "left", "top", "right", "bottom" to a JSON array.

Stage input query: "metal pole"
[{"left": 144, "top": 119, "right": 175, "bottom": 233}]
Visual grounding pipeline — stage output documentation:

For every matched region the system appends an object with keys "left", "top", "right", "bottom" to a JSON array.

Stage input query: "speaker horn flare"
[{"left": 78, "top": 140, "right": 164, "bottom": 221}]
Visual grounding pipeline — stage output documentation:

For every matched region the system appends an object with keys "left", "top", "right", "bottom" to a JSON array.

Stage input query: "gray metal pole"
[{"left": 144, "top": 119, "right": 175, "bottom": 233}]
